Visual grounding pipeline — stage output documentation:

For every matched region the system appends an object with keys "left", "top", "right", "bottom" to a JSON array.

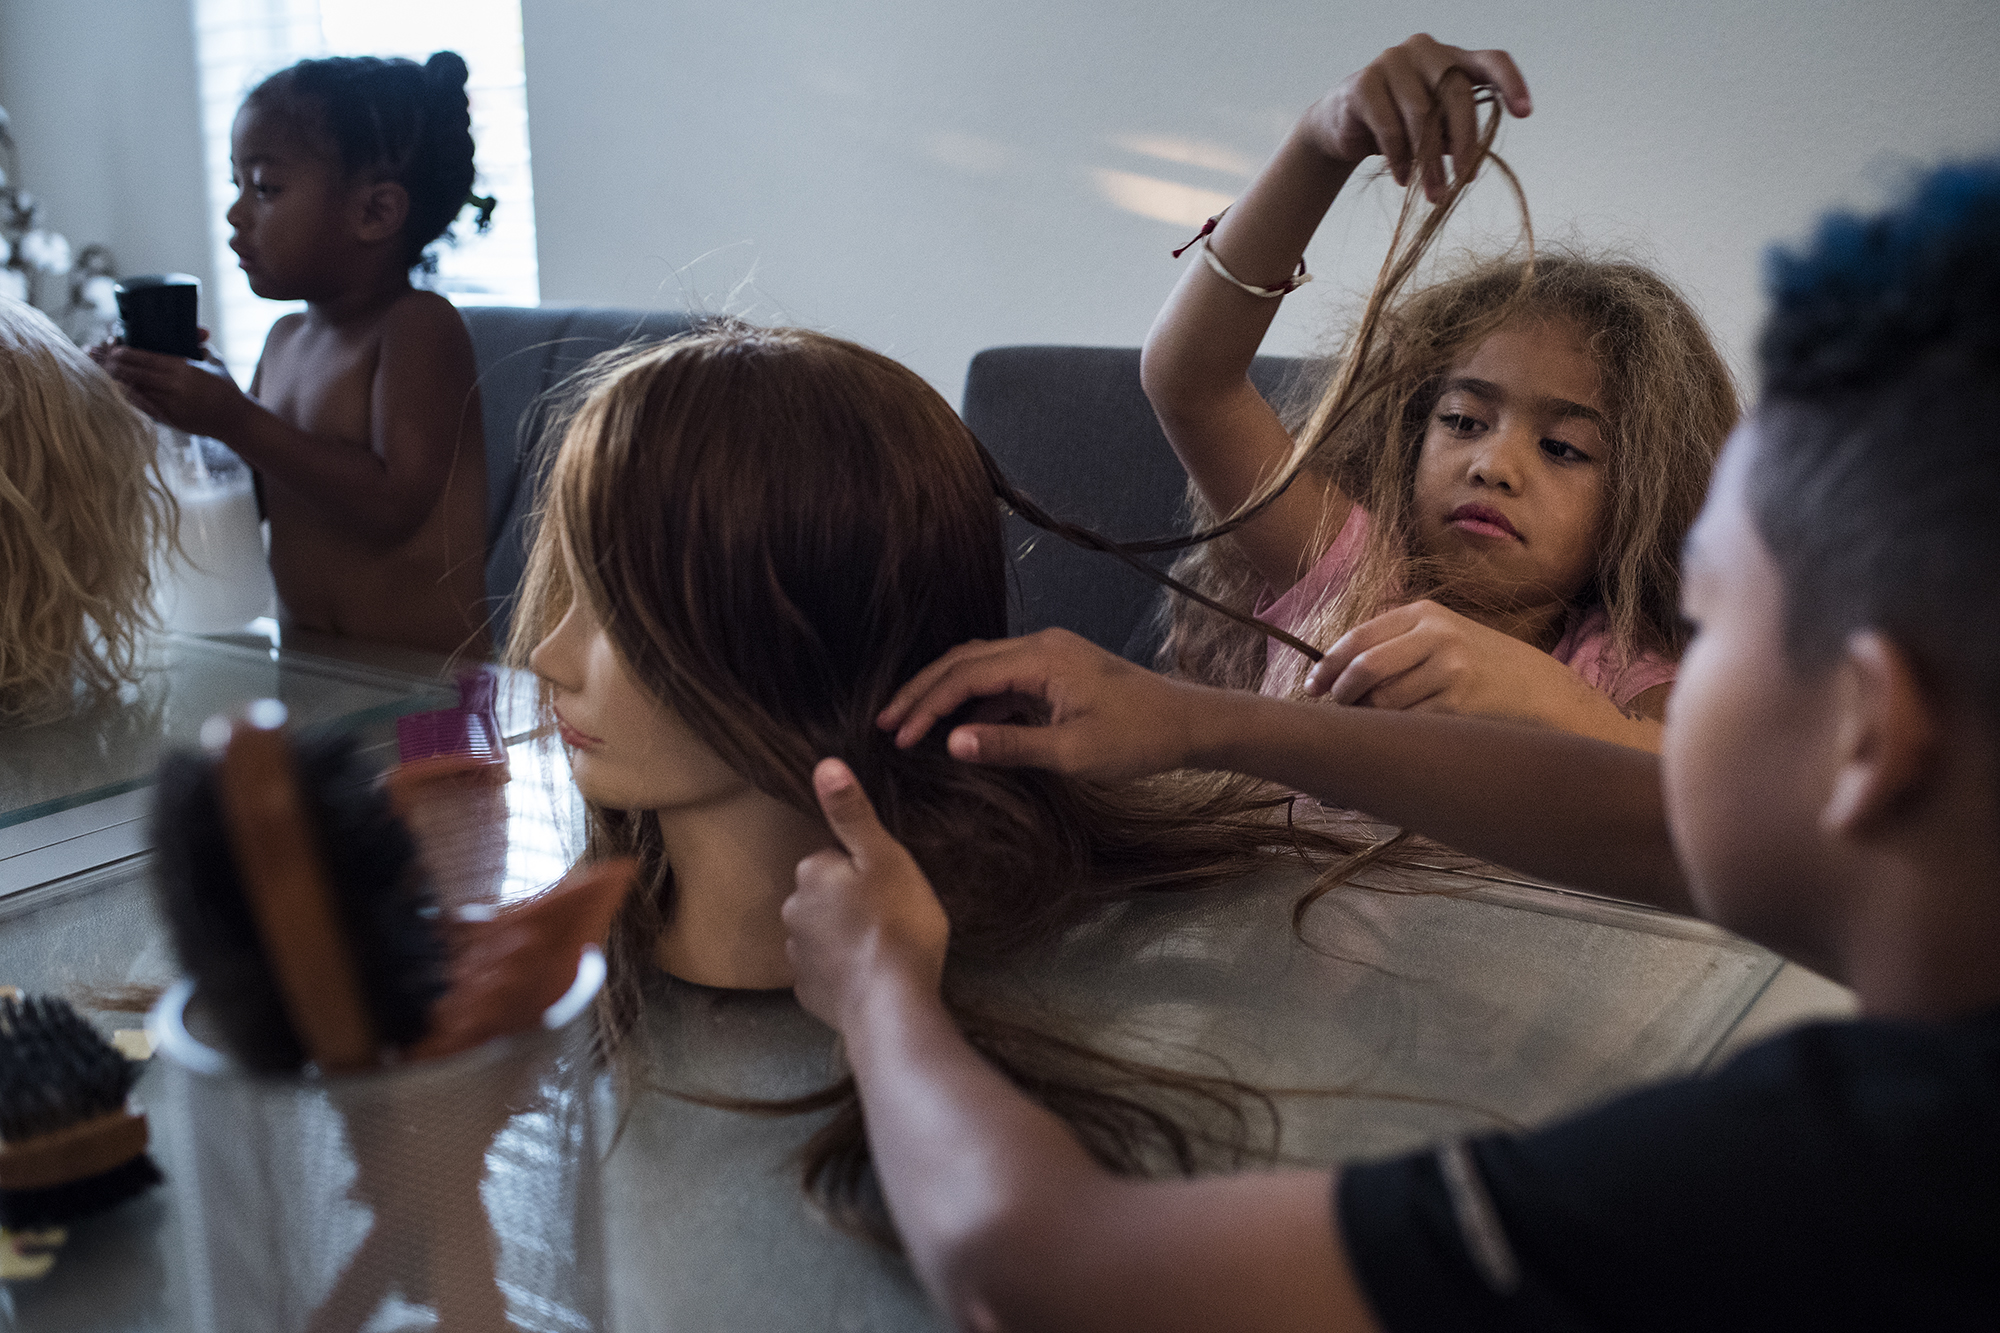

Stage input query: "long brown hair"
[
  {"left": 508, "top": 322, "right": 1365, "bottom": 1239},
  {"left": 1167, "top": 251, "right": 1740, "bottom": 693}
]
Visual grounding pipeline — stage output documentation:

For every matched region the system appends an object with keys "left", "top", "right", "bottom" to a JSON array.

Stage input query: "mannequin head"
[
  {"left": 511, "top": 321, "right": 1358, "bottom": 1236},
  {"left": 515, "top": 324, "right": 1310, "bottom": 997},
  {"left": 524, "top": 322, "right": 1007, "bottom": 813}
]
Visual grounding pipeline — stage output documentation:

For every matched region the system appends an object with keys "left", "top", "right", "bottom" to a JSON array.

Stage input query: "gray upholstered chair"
[
  {"left": 961, "top": 346, "right": 1309, "bottom": 663},
  {"left": 462, "top": 306, "right": 696, "bottom": 646}
]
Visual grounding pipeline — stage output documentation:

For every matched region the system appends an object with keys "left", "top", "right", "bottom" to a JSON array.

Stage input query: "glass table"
[
  {"left": 0, "top": 641, "right": 1839, "bottom": 1331},
  {"left": 0, "top": 634, "right": 462, "bottom": 899},
  {"left": 605, "top": 867, "right": 1788, "bottom": 1332},
  {"left": 9, "top": 849, "right": 1792, "bottom": 1332},
  {"left": 0, "top": 630, "right": 576, "bottom": 1012}
]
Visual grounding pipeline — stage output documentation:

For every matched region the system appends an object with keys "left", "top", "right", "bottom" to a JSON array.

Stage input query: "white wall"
[
  {"left": 3, "top": 2, "right": 1997, "bottom": 402},
  {"left": 0, "top": 0, "right": 215, "bottom": 323},
  {"left": 521, "top": 0, "right": 2000, "bottom": 399}
]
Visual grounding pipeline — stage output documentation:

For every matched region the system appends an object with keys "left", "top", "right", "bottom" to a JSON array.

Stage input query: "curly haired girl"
[{"left": 1147, "top": 35, "right": 1737, "bottom": 751}]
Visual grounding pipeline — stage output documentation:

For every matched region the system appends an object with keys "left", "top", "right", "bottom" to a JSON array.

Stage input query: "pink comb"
[
  {"left": 388, "top": 668, "right": 512, "bottom": 912},
  {"left": 396, "top": 669, "right": 507, "bottom": 774}
]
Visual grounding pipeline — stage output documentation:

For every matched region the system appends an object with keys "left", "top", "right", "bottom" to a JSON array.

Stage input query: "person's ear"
[
  {"left": 1821, "top": 630, "right": 1940, "bottom": 838},
  {"left": 353, "top": 180, "right": 410, "bottom": 246}
]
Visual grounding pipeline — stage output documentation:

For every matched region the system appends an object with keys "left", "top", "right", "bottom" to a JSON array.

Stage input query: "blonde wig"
[{"left": 0, "top": 298, "right": 174, "bottom": 724}]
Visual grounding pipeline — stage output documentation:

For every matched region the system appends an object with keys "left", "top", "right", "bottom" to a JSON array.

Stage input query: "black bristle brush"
[
  {"left": 0, "top": 994, "right": 163, "bottom": 1229},
  {"left": 150, "top": 709, "right": 449, "bottom": 1073},
  {"left": 148, "top": 705, "right": 506, "bottom": 1332}
]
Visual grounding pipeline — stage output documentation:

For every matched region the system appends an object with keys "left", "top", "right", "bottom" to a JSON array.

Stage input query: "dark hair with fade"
[
  {"left": 246, "top": 51, "right": 493, "bottom": 271},
  {"left": 1748, "top": 158, "right": 2000, "bottom": 729}
]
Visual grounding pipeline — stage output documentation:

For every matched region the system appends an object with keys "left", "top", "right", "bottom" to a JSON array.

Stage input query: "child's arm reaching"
[
  {"left": 104, "top": 295, "right": 478, "bottom": 545},
  {"left": 1139, "top": 35, "right": 1531, "bottom": 592},
  {"left": 786, "top": 759, "right": 1383, "bottom": 1333},
  {"left": 877, "top": 630, "right": 1690, "bottom": 915}
]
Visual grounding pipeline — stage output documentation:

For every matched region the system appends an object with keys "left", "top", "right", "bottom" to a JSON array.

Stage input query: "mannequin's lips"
[
  {"left": 1448, "top": 503, "right": 1521, "bottom": 541},
  {"left": 553, "top": 709, "right": 602, "bottom": 749}
]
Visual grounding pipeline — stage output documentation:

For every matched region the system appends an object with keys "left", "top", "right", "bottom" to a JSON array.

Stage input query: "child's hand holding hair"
[
  {"left": 880, "top": 629, "right": 1205, "bottom": 781},
  {"left": 1300, "top": 33, "right": 1530, "bottom": 202},
  {"left": 879, "top": 630, "right": 1686, "bottom": 912},
  {"left": 786, "top": 758, "right": 951, "bottom": 1031},
  {"left": 1304, "top": 600, "right": 1667, "bottom": 743}
]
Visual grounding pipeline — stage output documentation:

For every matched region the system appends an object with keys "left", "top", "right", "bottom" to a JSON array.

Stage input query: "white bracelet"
[
  {"left": 1199, "top": 238, "right": 1313, "bottom": 299},
  {"left": 1172, "top": 210, "right": 1313, "bottom": 298}
]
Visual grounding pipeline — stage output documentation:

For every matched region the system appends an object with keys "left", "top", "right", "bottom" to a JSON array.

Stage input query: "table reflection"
[{"left": 1, "top": 634, "right": 459, "bottom": 832}]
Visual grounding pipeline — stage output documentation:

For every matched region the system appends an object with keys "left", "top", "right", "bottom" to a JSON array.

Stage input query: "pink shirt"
[{"left": 1258, "top": 507, "right": 1676, "bottom": 708}]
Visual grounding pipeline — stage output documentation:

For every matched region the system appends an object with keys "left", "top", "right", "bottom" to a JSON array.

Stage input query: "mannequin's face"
[{"left": 528, "top": 553, "right": 751, "bottom": 813}]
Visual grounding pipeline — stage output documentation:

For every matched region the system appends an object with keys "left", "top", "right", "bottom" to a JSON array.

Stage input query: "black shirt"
[{"left": 1337, "top": 1007, "right": 2000, "bottom": 1330}]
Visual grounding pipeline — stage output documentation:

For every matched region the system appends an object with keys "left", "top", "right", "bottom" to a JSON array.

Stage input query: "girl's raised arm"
[{"left": 1139, "top": 34, "right": 1530, "bottom": 594}]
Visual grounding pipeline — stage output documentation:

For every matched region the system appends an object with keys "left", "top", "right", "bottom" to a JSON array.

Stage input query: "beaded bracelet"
[{"left": 1172, "top": 211, "right": 1313, "bottom": 299}]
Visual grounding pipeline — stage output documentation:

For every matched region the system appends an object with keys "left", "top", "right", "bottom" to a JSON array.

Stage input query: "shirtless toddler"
[{"left": 106, "top": 52, "right": 492, "bottom": 656}]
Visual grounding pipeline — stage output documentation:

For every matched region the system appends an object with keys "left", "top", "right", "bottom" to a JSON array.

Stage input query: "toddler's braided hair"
[{"left": 247, "top": 51, "right": 495, "bottom": 271}]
